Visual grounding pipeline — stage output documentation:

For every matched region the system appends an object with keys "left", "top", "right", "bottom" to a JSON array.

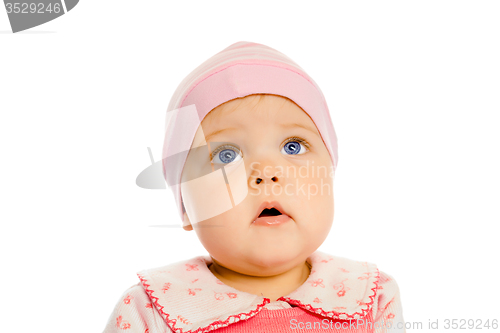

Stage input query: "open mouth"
[
  {"left": 258, "top": 208, "right": 283, "bottom": 217},
  {"left": 252, "top": 201, "right": 291, "bottom": 225},
  {"left": 253, "top": 202, "right": 291, "bottom": 226}
]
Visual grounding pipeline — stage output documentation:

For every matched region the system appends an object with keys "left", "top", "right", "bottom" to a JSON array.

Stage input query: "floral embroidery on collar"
[{"left": 137, "top": 251, "right": 379, "bottom": 333}]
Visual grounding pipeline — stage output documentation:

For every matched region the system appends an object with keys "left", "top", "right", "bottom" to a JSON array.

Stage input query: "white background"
[{"left": 1, "top": 1, "right": 499, "bottom": 332}]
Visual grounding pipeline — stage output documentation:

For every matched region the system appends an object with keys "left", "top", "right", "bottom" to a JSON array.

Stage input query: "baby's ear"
[{"left": 182, "top": 211, "right": 193, "bottom": 231}]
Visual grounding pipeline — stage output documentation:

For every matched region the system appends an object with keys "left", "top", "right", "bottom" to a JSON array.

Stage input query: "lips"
[{"left": 252, "top": 201, "right": 290, "bottom": 223}]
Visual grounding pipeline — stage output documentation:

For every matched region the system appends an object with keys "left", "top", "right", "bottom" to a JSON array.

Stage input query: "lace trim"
[
  {"left": 276, "top": 268, "right": 380, "bottom": 320},
  {"left": 137, "top": 273, "right": 271, "bottom": 333}
]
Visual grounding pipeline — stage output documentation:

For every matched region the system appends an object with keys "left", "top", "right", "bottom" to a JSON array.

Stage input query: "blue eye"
[
  {"left": 210, "top": 137, "right": 310, "bottom": 164},
  {"left": 281, "top": 138, "right": 309, "bottom": 155},
  {"left": 211, "top": 145, "right": 243, "bottom": 164}
]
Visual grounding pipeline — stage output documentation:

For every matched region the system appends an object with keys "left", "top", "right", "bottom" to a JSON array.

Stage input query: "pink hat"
[{"left": 162, "top": 41, "right": 338, "bottom": 226}]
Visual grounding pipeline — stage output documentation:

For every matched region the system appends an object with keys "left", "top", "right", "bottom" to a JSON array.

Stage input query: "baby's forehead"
[
  {"left": 189, "top": 94, "right": 321, "bottom": 149},
  {"left": 203, "top": 94, "right": 307, "bottom": 124}
]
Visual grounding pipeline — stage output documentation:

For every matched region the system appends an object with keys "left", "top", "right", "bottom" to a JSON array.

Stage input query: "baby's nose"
[{"left": 255, "top": 174, "right": 279, "bottom": 185}]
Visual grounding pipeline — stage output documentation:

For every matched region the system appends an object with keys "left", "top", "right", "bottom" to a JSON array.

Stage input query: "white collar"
[{"left": 137, "top": 251, "right": 379, "bottom": 333}]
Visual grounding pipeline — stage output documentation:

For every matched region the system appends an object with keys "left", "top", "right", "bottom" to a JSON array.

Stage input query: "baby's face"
[{"left": 181, "top": 94, "right": 334, "bottom": 276}]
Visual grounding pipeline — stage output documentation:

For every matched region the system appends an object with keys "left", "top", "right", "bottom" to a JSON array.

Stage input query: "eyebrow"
[
  {"left": 204, "top": 123, "right": 318, "bottom": 142},
  {"left": 279, "top": 122, "right": 319, "bottom": 136},
  {"left": 204, "top": 128, "right": 238, "bottom": 143}
]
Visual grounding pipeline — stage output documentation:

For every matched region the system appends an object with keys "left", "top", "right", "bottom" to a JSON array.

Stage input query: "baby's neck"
[{"left": 208, "top": 260, "right": 311, "bottom": 302}]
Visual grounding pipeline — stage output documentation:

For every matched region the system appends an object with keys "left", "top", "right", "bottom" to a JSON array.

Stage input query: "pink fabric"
[
  {"left": 102, "top": 251, "right": 405, "bottom": 332},
  {"left": 161, "top": 42, "right": 339, "bottom": 226}
]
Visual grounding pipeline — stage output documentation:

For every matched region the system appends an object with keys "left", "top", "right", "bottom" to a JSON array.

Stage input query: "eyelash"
[
  {"left": 284, "top": 136, "right": 311, "bottom": 150},
  {"left": 209, "top": 136, "right": 311, "bottom": 160}
]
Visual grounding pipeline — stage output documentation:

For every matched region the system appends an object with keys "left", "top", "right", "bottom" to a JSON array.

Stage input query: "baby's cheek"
[
  {"left": 293, "top": 169, "right": 334, "bottom": 202},
  {"left": 293, "top": 171, "right": 334, "bottom": 233},
  {"left": 195, "top": 216, "right": 246, "bottom": 250}
]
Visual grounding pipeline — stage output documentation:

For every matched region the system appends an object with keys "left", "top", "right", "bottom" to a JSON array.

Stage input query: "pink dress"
[{"left": 103, "top": 251, "right": 405, "bottom": 332}]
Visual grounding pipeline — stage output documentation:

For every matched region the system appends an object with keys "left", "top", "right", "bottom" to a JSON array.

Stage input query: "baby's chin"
[
  {"left": 240, "top": 251, "right": 309, "bottom": 276},
  {"left": 230, "top": 240, "right": 311, "bottom": 272}
]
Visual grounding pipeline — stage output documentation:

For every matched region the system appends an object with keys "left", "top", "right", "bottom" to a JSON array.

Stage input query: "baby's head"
[{"left": 162, "top": 42, "right": 338, "bottom": 276}]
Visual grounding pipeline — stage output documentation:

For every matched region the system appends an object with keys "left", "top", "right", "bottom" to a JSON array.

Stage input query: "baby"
[{"left": 103, "top": 41, "right": 405, "bottom": 333}]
